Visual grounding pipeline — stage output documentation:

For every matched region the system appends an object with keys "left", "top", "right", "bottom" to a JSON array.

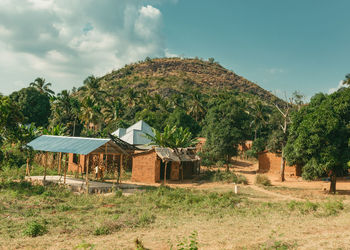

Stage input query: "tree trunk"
[
  {"left": 226, "top": 155, "right": 230, "bottom": 172},
  {"left": 280, "top": 150, "right": 285, "bottom": 182},
  {"left": 329, "top": 174, "right": 336, "bottom": 194}
]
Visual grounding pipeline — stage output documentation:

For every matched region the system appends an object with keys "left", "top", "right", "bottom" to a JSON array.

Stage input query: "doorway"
[{"left": 160, "top": 161, "right": 171, "bottom": 180}]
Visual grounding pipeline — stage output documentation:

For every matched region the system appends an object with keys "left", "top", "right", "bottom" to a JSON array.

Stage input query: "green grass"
[{"left": 0, "top": 179, "right": 347, "bottom": 244}]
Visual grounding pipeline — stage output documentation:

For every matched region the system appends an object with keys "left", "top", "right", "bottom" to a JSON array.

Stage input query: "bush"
[
  {"left": 94, "top": 226, "right": 110, "bottom": 236},
  {"left": 23, "top": 221, "right": 47, "bottom": 237},
  {"left": 255, "top": 174, "right": 271, "bottom": 186},
  {"left": 199, "top": 170, "right": 247, "bottom": 184}
]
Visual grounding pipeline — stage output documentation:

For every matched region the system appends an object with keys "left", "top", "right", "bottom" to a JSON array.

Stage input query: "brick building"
[
  {"left": 132, "top": 147, "right": 200, "bottom": 183},
  {"left": 258, "top": 151, "right": 301, "bottom": 177}
]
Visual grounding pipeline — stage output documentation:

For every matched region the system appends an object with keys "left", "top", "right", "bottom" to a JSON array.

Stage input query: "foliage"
[
  {"left": 255, "top": 174, "right": 271, "bottom": 186},
  {"left": 10, "top": 87, "right": 51, "bottom": 127},
  {"left": 245, "top": 138, "right": 266, "bottom": 158},
  {"left": 23, "top": 221, "right": 47, "bottom": 237},
  {"left": 30, "top": 77, "right": 55, "bottom": 96},
  {"left": 0, "top": 95, "right": 23, "bottom": 142},
  {"left": 285, "top": 89, "right": 350, "bottom": 180},
  {"left": 199, "top": 170, "right": 248, "bottom": 184},
  {"left": 202, "top": 96, "right": 250, "bottom": 163},
  {"left": 166, "top": 108, "right": 200, "bottom": 136},
  {"left": 176, "top": 231, "right": 199, "bottom": 250},
  {"left": 148, "top": 125, "right": 197, "bottom": 149}
]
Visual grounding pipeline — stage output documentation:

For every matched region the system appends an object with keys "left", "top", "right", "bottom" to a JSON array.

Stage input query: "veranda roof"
[
  {"left": 154, "top": 147, "right": 200, "bottom": 162},
  {"left": 27, "top": 135, "right": 133, "bottom": 155}
]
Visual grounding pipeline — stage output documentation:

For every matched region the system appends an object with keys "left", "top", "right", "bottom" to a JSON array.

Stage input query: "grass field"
[{"left": 1, "top": 179, "right": 350, "bottom": 250}]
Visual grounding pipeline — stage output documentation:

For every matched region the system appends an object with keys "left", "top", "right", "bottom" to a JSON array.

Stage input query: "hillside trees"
[
  {"left": 285, "top": 89, "right": 350, "bottom": 193},
  {"left": 50, "top": 90, "right": 82, "bottom": 136},
  {"left": 10, "top": 87, "right": 51, "bottom": 127},
  {"left": 202, "top": 96, "right": 250, "bottom": 168}
]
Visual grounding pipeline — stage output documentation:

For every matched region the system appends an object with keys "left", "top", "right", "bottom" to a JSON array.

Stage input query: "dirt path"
[{"left": 248, "top": 184, "right": 304, "bottom": 201}]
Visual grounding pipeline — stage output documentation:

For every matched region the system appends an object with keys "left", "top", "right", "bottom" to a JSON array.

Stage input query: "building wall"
[
  {"left": 258, "top": 151, "right": 301, "bottom": 177},
  {"left": 132, "top": 151, "right": 159, "bottom": 183}
]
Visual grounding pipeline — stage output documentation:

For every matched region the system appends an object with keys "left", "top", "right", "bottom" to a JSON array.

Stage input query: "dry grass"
[{"left": 1, "top": 179, "right": 350, "bottom": 249}]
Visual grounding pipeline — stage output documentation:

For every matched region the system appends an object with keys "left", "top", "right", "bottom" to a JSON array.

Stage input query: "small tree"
[
  {"left": 285, "top": 89, "right": 350, "bottom": 193},
  {"left": 147, "top": 125, "right": 197, "bottom": 184},
  {"left": 202, "top": 96, "right": 250, "bottom": 170}
]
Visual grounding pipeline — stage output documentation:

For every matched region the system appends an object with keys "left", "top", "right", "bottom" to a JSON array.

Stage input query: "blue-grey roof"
[
  {"left": 27, "top": 135, "right": 110, "bottom": 155},
  {"left": 112, "top": 120, "right": 155, "bottom": 145}
]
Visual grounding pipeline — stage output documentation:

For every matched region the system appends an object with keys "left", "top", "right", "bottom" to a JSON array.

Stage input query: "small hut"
[
  {"left": 27, "top": 135, "right": 135, "bottom": 183},
  {"left": 132, "top": 147, "right": 200, "bottom": 183},
  {"left": 258, "top": 151, "right": 301, "bottom": 177}
]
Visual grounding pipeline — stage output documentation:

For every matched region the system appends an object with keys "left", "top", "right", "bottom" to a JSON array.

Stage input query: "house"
[
  {"left": 132, "top": 147, "right": 200, "bottom": 183},
  {"left": 112, "top": 120, "right": 154, "bottom": 147},
  {"left": 258, "top": 151, "right": 301, "bottom": 177}
]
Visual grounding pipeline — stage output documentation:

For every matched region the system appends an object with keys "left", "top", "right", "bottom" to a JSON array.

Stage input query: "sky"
[{"left": 0, "top": 0, "right": 349, "bottom": 99}]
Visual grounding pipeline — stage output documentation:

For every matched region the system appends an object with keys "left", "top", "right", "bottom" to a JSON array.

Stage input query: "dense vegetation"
[{"left": 0, "top": 57, "right": 349, "bottom": 191}]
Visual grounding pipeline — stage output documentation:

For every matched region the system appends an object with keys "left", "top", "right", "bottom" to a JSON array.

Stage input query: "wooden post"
[
  {"left": 44, "top": 152, "right": 48, "bottom": 182},
  {"left": 119, "top": 154, "right": 123, "bottom": 184},
  {"left": 86, "top": 154, "right": 89, "bottom": 193},
  {"left": 58, "top": 152, "right": 62, "bottom": 175},
  {"left": 104, "top": 144, "right": 107, "bottom": 180},
  {"left": 26, "top": 158, "right": 30, "bottom": 177},
  {"left": 64, "top": 154, "right": 67, "bottom": 184},
  {"left": 164, "top": 161, "right": 167, "bottom": 185}
]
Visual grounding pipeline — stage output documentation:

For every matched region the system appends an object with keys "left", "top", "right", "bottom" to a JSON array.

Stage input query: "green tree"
[
  {"left": 202, "top": 97, "right": 250, "bottom": 169},
  {"left": 166, "top": 108, "right": 200, "bottom": 136},
  {"left": 147, "top": 125, "right": 197, "bottom": 184},
  {"left": 10, "top": 87, "right": 51, "bottom": 127},
  {"left": 285, "top": 89, "right": 350, "bottom": 193},
  {"left": 30, "top": 77, "right": 55, "bottom": 96},
  {"left": 51, "top": 90, "right": 82, "bottom": 136}
]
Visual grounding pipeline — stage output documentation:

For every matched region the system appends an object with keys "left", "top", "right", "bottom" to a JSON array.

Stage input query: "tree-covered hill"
[{"left": 94, "top": 57, "right": 276, "bottom": 102}]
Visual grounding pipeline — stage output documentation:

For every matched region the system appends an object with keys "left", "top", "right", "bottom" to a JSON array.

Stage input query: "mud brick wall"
[
  {"left": 132, "top": 151, "right": 159, "bottom": 183},
  {"left": 258, "top": 151, "right": 301, "bottom": 177}
]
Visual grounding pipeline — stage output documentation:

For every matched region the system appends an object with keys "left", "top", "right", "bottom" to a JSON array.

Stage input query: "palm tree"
[
  {"left": 80, "top": 97, "right": 102, "bottom": 131},
  {"left": 187, "top": 91, "right": 207, "bottom": 122},
  {"left": 30, "top": 77, "right": 55, "bottom": 96},
  {"left": 104, "top": 98, "right": 124, "bottom": 124},
  {"left": 147, "top": 125, "right": 198, "bottom": 184}
]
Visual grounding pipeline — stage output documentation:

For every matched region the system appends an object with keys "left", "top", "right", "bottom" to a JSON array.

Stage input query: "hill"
[{"left": 97, "top": 57, "right": 276, "bottom": 102}]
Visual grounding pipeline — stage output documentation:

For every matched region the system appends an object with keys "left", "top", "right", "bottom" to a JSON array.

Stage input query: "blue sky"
[{"left": 0, "top": 0, "right": 349, "bottom": 98}]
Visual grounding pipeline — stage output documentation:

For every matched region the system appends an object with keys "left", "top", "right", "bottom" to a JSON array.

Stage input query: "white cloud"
[
  {"left": 267, "top": 68, "right": 284, "bottom": 74},
  {"left": 328, "top": 80, "right": 347, "bottom": 94},
  {"left": 0, "top": 0, "right": 171, "bottom": 95}
]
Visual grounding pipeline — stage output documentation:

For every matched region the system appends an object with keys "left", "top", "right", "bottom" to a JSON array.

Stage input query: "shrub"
[
  {"left": 320, "top": 200, "right": 344, "bottom": 216},
  {"left": 255, "top": 174, "right": 271, "bottom": 186},
  {"left": 199, "top": 170, "right": 247, "bottom": 184},
  {"left": 94, "top": 226, "right": 110, "bottom": 236},
  {"left": 137, "top": 212, "right": 155, "bottom": 227},
  {"left": 215, "top": 161, "right": 224, "bottom": 168},
  {"left": 176, "top": 231, "right": 199, "bottom": 250},
  {"left": 23, "top": 221, "right": 47, "bottom": 237}
]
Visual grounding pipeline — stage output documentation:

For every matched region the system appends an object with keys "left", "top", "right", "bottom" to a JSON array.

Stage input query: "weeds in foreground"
[
  {"left": 255, "top": 174, "right": 271, "bottom": 186},
  {"left": 198, "top": 170, "right": 248, "bottom": 184},
  {"left": 176, "top": 231, "right": 199, "bottom": 250},
  {"left": 23, "top": 221, "right": 47, "bottom": 237}
]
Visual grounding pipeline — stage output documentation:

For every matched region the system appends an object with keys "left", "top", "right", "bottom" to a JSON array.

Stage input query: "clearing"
[{"left": 1, "top": 160, "right": 350, "bottom": 249}]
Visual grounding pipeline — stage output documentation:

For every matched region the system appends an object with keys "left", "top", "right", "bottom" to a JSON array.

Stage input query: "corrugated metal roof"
[{"left": 27, "top": 135, "right": 110, "bottom": 155}]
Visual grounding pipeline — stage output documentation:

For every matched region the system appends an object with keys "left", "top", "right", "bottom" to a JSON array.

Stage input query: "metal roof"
[{"left": 27, "top": 135, "right": 111, "bottom": 155}]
